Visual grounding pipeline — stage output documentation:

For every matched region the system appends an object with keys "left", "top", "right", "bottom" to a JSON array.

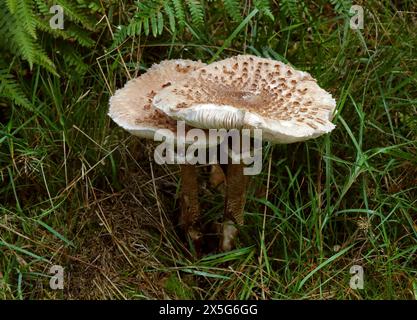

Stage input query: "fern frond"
[
  {"left": 222, "top": 0, "right": 242, "bottom": 22},
  {"left": 163, "top": 1, "right": 176, "bottom": 33},
  {"left": 11, "top": 24, "right": 37, "bottom": 68},
  {"left": 0, "top": 69, "right": 31, "bottom": 108},
  {"left": 66, "top": 26, "right": 95, "bottom": 48},
  {"left": 60, "top": 44, "right": 89, "bottom": 75},
  {"left": 1, "top": 0, "right": 98, "bottom": 83},
  {"left": 254, "top": 0, "right": 274, "bottom": 21},
  {"left": 137, "top": 1, "right": 164, "bottom": 36},
  {"left": 112, "top": 1, "right": 167, "bottom": 46},
  {"left": 16, "top": 0, "right": 38, "bottom": 39},
  {"left": 32, "top": 44, "right": 57, "bottom": 75},
  {"left": 150, "top": 13, "right": 158, "bottom": 37},
  {"left": 143, "top": 16, "right": 150, "bottom": 36},
  {"left": 172, "top": 0, "right": 186, "bottom": 28},
  {"left": 112, "top": 21, "right": 142, "bottom": 48},
  {"left": 186, "top": 0, "right": 204, "bottom": 28},
  {"left": 157, "top": 11, "right": 164, "bottom": 35},
  {"left": 34, "top": 17, "right": 94, "bottom": 48},
  {"left": 56, "top": 0, "right": 95, "bottom": 31},
  {"left": 0, "top": 5, "right": 56, "bottom": 73},
  {"left": 33, "top": 0, "right": 50, "bottom": 15},
  {"left": 280, "top": 0, "right": 301, "bottom": 23},
  {"left": 6, "top": 0, "right": 17, "bottom": 13}
]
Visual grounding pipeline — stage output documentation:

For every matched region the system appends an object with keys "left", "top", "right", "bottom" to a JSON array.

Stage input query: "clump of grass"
[{"left": 1, "top": 0, "right": 416, "bottom": 299}]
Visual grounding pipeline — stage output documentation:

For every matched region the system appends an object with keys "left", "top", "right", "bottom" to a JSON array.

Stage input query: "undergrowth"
[{"left": 0, "top": 0, "right": 416, "bottom": 299}]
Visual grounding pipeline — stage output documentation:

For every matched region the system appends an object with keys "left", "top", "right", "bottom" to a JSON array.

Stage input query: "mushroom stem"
[
  {"left": 221, "top": 162, "right": 248, "bottom": 251},
  {"left": 179, "top": 164, "right": 201, "bottom": 244}
]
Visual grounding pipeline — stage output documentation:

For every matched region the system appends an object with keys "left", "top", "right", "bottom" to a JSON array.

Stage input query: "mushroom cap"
[
  {"left": 153, "top": 55, "right": 337, "bottom": 144},
  {"left": 109, "top": 59, "right": 216, "bottom": 145}
]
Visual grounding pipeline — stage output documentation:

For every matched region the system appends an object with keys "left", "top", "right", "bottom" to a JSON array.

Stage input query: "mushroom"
[
  {"left": 153, "top": 55, "right": 337, "bottom": 250},
  {"left": 108, "top": 59, "right": 213, "bottom": 247}
]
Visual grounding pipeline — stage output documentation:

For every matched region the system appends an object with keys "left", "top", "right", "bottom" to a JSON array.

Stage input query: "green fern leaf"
[
  {"left": 6, "top": 0, "right": 17, "bottom": 13},
  {"left": 143, "top": 17, "right": 150, "bottom": 36},
  {"left": 60, "top": 44, "right": 89, "bottom": 75},
  {"left": 12, "top": 24, "right": 37, "bottom": 68},
  {"left": 56, "top": 0, "right": 95, "bottom": 31},
  {"left": 112, "top": 20, "right": 142, "bottom": 48},
  {"left": 112, "top": 26, "right": 129, "bottom": 47},
  {"left": 16, "top": 0, "right": 38, "bottom": 39},
  {"left": 112, "top": 1, "right": 168, "bottom": 45},
  {"left": 150, "top": 13, "right": 158, "bottom": 37},
  {"left": 65, "top": 26, "right": 95, "bottom": 48},
  {"left": 33, "top": 0, "right": 50, "bottom": 15},
  {"left": 34, "top": 17, "right": 94, "bottom": 48},
  {"left": 0, "top": 69, "right": 31, "bottom": 108},
  {"left": 163, "top": 1, "right": 176, "bottom": 33},
  {"left": 33, "top": 45, "right": 57, "bottom": 76},
  {"left": 157, "top": 11, "right": 164, "bottom": 35},
  {"left": 186, "top": 0, "right": 204, "bottom": 28},
  {"left": 222, "top": 0, "right": 242, "bottom": 22},
  {"left": 172, "top": 0, "right": 186, "bottom": 28},
  {"left": 254, "top": 0, "right": 274, "bottom": 21},
  {"left": 280, "top": 0, "right": 301, "bottom": 23}
]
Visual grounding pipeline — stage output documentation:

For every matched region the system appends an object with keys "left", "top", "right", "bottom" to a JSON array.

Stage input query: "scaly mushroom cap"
[
  {"left": 108, "top": 59, "right": 208, "bottom": 143},
  {"left": 153, "top": 55, "right": 337, "bottom": 144}
]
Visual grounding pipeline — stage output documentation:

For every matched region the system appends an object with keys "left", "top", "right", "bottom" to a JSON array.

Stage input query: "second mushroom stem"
[
  {"left": 221, "top": 162, "right": 248, "bottom": 251},
  {"left": 180, "top": 162, "right": 249, "bottom": 252},
  {"left": 179, "top": 164, "right": 201, "bottom": 242},
  {"left": 224, "top": 163, "right": 248, "bottom": 225}
]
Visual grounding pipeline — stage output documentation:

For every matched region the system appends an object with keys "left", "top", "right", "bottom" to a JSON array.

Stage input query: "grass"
[{"left": 0, "top": 0, "right": 416, "bottom": 299}]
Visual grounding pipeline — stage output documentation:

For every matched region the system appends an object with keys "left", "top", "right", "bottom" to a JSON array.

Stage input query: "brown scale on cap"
[
  {"left": 168, "top": 59, "right": 316, "bottom": 124},
  {"left": 138, "top": 109, "right": 178, "bottom": 131},
  {"left": 153, "top": 55, "right": 336, "bottom": 143},
  {"left": 175, "top": 63, "right": 193, "bottom": 73},
  {"left": 108, "top": 59, "right": 206, "bottom": 137}
]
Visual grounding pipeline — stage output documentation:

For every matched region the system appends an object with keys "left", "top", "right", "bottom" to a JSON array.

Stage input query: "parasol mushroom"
[
  {"left": 153, "top": 55, "right": 337, "bottom": 250},
  {"left": 108, "top": 59, "right": 213, "bottom": 246}
]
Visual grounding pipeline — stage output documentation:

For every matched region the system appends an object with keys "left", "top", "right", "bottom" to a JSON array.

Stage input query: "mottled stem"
[
  {"left": 179, "top": 164, "right": 201, "bottom": 243},
  {"left": 221, "top": 162, "right": 248, "bottom": 251}
]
